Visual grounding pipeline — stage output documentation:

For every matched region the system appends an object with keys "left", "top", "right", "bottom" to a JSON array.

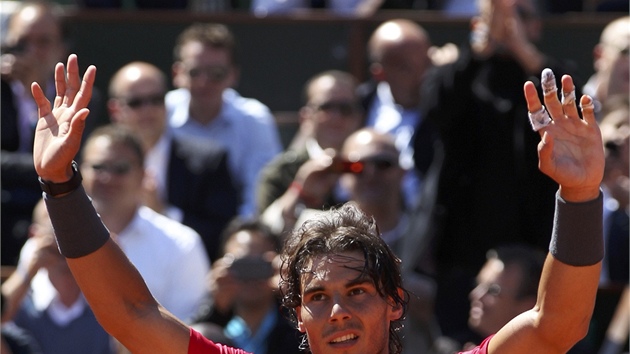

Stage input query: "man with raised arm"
[{"left": 31, "top": 54, "right": 603, "bottom": 354}]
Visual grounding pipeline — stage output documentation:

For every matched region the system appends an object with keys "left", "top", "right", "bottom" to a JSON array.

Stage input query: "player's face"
[{"left": 296, "top": 251, "right": 403, "bottom": 354}]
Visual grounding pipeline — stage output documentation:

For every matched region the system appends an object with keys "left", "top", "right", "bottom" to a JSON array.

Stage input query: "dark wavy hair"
[{"left": 279, "top": 202, "right": 408, "bottom": 354}]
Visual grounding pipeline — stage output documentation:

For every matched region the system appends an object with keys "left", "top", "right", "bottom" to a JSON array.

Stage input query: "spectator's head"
[
  {"left": 600, "top": 96, "right": 629, "bottom": 207},
  {"left": 3, "top": 0, "right": 66, "bottom": 87},
  {"left": 220, "top": 218, "right": 281, "bottom": 307},
  {"left": 340, "top": 128, "right": 405, "bottom": 214},
  {"left": 368, "top": 19, "right": 432, "bottom": 109},
  {"left": 108, "top": 61, "right": 169, "bottom": 151},
  {"left": 172, "top": 23, "right": 238, "bottom": 106},
  {"left": 468, "top": 245, "right": 545, "bottom": 337},
  {"left": 80, "top": 125, "right": 145, "bottom": 218},
  {"left": 280, "top": 202, "right": 407, "bottom": 354},
  {"left": 300, "top": 70, "right": 363, "bottom": 151},
  {"left": 593, "top": 16, "right": 630, "bottom": 103}
]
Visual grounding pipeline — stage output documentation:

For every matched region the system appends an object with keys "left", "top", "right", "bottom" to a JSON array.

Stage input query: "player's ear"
[
  {"left": 296, "top": 306, "right": 306, "bottom": 333},
  {"left": 388, "top": 288, "right": 405, "bottom": 321}
]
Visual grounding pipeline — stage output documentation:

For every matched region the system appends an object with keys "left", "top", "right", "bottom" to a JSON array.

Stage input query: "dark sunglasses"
[
  {"left": 88, "top": 162, "right": 134, "bottom": 176},
  {"left": 187, "top": 66, "right": 230, "bottom": 83},
  {"left": 123, "top": 94, "right": 165, "bottom": 109},
  {"left": 313, "top": 101, "right": 360, "bottom": 116},
  {"left": 360, "top": 157, "right": 398, "bottom": 172}
]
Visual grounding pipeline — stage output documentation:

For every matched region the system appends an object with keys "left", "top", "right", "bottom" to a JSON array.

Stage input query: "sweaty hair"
[
  {"left": 173, "top": 23, "right": 238, "bottom": 65},
  {"left": 280, "top": 202, "right": 408, "bottom": 354},
  {"left": 81, "top": 124, "right": 145, "bottom": 167}
]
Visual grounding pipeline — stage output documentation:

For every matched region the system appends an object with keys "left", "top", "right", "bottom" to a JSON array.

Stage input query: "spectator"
[
  {"left": 167, "top": 23, "right": 282, "bottom": 217},
  {"left": 258, "top": 70, "right": 363, "bottom": 233},
  {"left": 0, "top": 0, "right": 100, "bottom": 266},
  {"left": 598, "top": 97, "right": 629, "bottom": 286},
  {"left": 582, "top": 15, "right": 629, "bottom": 120},
  {"left": 30, "top": 53, "right": 607, "bottom": 354},
  {"left": 414, "top": 0, "right": 578, "bottom": 337},
  {"left": 2, "top": 199, "right": 114, "bottom": 354},
  {"left": 192, "top": 218, "right": 302, "bottom": 353},
  {"left": 360, "top": 19, "right": 439, "bottom": 208},
  {"left": 108, "top": 61, "right": 239, "bottom": 260}
]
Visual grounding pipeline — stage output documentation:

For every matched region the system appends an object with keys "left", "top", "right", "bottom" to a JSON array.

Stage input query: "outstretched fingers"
[
  {"left": 62, "top": 54, "right": 81, "bottom": 107},
  {"left": 72, "top": 65, "right": 96, "bottom": 112},
  {"left": 53, "top": 62, "right": 66, "bottom": 109},
  {"left": 560, "top": 75, "right": 579, "bottom": 119},
  {"left": 31, "top": 82, "right": 51, "bottom": 119},
  {"left": 579, "top": 95, "right": 596, "bottom": 126},
  {"left": 541, "top": 68, "right": 563, "bottom": 120},
  {"left": 524, "top": 81, "right": 551, "bottom": 134}
]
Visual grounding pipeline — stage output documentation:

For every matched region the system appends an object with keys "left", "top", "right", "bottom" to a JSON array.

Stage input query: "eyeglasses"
[
  {"left": 87, "top": 162, "right": 134, "bottom": 176},
  {"left": 122, "top": 94, "right": 165, "bottom": 110},
  {"left": 311, "top": 101, "right": 360, "bottom": 116},
  {"left": 337, "top": 156, "right": 398, "bottom": 174},
  {"left": 187, "top": 66, "right": 230, "bottom": 83},
  {"left": 359, "top": 157, "right": 398, "bottom": 171}
]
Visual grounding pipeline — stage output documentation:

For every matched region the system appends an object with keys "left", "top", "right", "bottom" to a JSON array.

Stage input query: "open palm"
[{"left": 32, "top": 54, "right": 96, "bottom": 183}]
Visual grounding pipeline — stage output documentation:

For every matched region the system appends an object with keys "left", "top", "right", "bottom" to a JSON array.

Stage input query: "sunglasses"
[
  {"left": 336, "top": 157, "right": 398, "bottom": 174},
  {"left": 187, "top": 66, "right": 230, "bottom": 83},
  {"left": 312, "top": 101, "right": 360, "bottom": 116},
  {"left": 123, "top": 94, "right": 165, "bottom": 110},
  {"left": 87, "top": 162, "right": 134, "bottom": 176}
]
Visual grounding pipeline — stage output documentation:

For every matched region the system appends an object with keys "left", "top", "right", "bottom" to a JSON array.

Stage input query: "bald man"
[
  {"left": 108, "top": 61, "right": 239, "bottom": 261},
  {"left": 358, "top": 19, "right": 439, "bottom": 209}
]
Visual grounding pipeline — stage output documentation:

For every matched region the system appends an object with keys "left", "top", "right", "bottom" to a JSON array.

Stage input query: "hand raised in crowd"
[{"left": 32, "top": 54, "right": 95, "bottom": 183}]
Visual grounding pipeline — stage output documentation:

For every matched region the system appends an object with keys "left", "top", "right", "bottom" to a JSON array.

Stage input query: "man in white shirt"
[{"left": 18, "top": 124, "right": 210, "bottom": 323}]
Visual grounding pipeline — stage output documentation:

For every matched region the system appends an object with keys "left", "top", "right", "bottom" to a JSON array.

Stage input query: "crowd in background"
[{"left": 0, "top": 0, "right": 628, "bottom": 353}]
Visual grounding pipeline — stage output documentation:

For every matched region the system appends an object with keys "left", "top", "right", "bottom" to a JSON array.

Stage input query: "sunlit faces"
[
  {"left": 80, "top": 136, "right": 144, "bottom": 214},
  {"left": 5, "top": 4, "right": 64, "bottom": 84},
  {"left": 468, "top": 259, "right": 533, "bottom": 337},
  {"left": 304, "top": 75, "right": 363, "bottom": 151},
  {"left": 109, "top": 64, "right": 168, "bottom": 148},
  {"left": 173, "top": 41, "right": 236, "bottom": 105},
  {"left": 296, "top": 251, "right": 403, "bottom": 354}
]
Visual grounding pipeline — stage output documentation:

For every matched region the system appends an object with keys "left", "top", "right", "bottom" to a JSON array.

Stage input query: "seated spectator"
[
  {"left": 258, "top": 70, "right": 364, "bottom": 233},
  {"left": 359, "top": 19, "right": 439, "bottom": 208},
  {"left": 1, "top": 0, "right": 100, "bottom": 266},
  {"left": 1, "top": 199, "right": 114, "bottom": 354},
  {"left": 598, "top": 97, "right": 629, "bottom": 286},
  {"left": 16, "top": 125, "right": 210, "bottom": 327},
  {"left": 192, "top": 218, "right": 302, "bottom": 353},
  {"left": 108, "top": 61, "right": 239, "bottom": 260},
  {"left": 167, "top": 23, "right": 282, "bottom": 217}
]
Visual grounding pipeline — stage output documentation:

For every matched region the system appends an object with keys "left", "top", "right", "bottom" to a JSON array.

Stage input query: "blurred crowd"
[{"left": 1, "top": 0, "right": 628, "bottom": 353}]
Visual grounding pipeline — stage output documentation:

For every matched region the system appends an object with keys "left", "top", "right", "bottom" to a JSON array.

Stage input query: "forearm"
[
  {"left": 535, "top": 191, "right": 604, "bottom": 350},
  {"left": 45, "top": 186, "right": 190, "bottom": 351}
]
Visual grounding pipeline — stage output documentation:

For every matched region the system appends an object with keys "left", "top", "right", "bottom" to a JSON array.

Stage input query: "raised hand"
[
  {"left": 523, "top": 70, "right": 604, "bottom": 202},
  {"left": 32, "top": 54, "right": 96, "bottom": 183}
]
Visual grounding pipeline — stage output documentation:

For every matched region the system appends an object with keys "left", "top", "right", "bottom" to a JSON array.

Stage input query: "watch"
[{"left": 38, "top": 161, "right": 83, "bottom": 196}]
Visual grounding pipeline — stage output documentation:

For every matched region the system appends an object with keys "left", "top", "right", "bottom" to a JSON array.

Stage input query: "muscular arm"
[
  {"left": 484, "top": 72, "right": 605, "bottom": 353},
  {"left": 31, "top": 55, "right": 197, "bottom": 354}
]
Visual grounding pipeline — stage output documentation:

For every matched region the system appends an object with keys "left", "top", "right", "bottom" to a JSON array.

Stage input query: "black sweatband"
[
  {"left": 44, "top": 185, "right": 110, "bottom": 258},
  {"left": 549, "top": 190, "right": 604, "bottom": 266}
]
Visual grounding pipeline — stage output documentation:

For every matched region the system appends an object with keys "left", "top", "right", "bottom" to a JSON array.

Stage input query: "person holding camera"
[
  {"left": 257, "top": 70, "right": 364, "bottom": 234},
  {"left": 191, "top": 218, "right": 302, "bottom": 354}
]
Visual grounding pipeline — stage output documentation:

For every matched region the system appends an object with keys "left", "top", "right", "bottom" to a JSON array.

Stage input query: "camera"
[
  {"left": 330, "top": 159, "right": 364, "bottom": 174},
  {"left": 229, "top": 256, "right": 273, "bottom": 281}
]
